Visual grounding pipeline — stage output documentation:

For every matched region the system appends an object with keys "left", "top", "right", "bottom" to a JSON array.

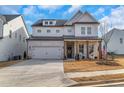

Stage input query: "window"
[
  {"left": 23, "top": 37, "right": 25, "bottom": 43},
  {"left": 37, "top": 29, "right": 41, "bottom": 33},
  {"left": 56, "top": 30, "right": 60, "bottom": 33},
  {"left": 15, "top": 33, "right": 17, "bottom": 38},
  {"left": 81, "top": 27, "right": 85, "bottom": 34},
  {"left": 49, "top": 21, "right": 53, "bottom": 25},
  {"left": 9, "top": 30, "right": 12, "bottom": 38},
  {"left": 45, "top": 21, "right": 48, "bottom": 25},
  {"left": 47, "top": 29, "right": 51, "bottom": 33},
  {"left": 87, "top": 27, "right": 91, "bottom": 35},
  {"left": 68, "top": 29, "right": 71, "bottom": 32},
  {"left": 79, "top": 44, "right": 84, "bottom": 54},
  {"left": 19, "top": 34, "right": 21, "bottom": 41},
  {"left": 120, "top": 38, "right": 123, "bottom": 44}
]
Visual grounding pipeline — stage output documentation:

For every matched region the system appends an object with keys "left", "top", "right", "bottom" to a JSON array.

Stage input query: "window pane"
[
  {"left": 37, "top": 29, "right": 41, "bottom": 33},
  {"left": 45, "top": 21, "right": 48, "bottom": 24},
  {"left": 68, "top": 29, "right": 71, "bottom": 32},
  {"left": 19, "top": 35, "right": 21, "bottom": 41},
  {"left": 87, "top": 27, "right": 91, "bottom": 34},
  {"left": 50, "top": 21, "right": 53, "bottom": 24},
  {"left": 81, "top": 27, "right": 85, "bottom": 34},
  {"left": 79, "top": 44, "right": 84, "bottom": 53},
  {"left": 120, "top": 38, "right": 123, "bottom": 44},
  {"left": 56, "top": 30, "right": 60, "bottom": 33},
  {"left": 47, "top": 29, "right": 51, "bottom": 33},
  {"left": 9, "top": 30, "right": 12, "bottom": 38}
]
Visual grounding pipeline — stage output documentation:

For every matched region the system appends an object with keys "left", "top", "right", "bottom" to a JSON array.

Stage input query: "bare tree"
[{"left": 99, "top": 21, "right": 113, "bottom": 62}]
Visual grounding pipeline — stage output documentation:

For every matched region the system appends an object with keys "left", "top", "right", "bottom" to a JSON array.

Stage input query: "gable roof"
[
  {"left": 65, "top": 11, "right": 99, "bottom": 25},
  {"left": 64, "top": 10, "right": 83, "bottom": 25},
  {"left": 2, "top": 15, "right": 20, "bottom": 22},
  {"left": 32, "top": 19, "right": 67, "bottom": 27}
]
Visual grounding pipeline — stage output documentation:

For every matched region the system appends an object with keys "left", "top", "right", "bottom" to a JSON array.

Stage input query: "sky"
[{"left": 0, "top": 5, "right": 124, "bottom": 34}]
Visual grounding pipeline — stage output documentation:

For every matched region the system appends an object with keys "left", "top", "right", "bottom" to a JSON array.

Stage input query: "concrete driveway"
[{"left": 0, "top": 60, "right": 76, "bottom": 87}]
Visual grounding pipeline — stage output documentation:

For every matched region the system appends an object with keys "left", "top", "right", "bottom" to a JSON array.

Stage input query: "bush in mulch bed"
[{"left": 96, "top": 60, "right": 121, "bottom": 66}]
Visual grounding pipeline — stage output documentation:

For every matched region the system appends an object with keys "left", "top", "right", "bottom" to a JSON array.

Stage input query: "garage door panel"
[{"left": 32, "top": 46, "right": 63, "bottom": 59}]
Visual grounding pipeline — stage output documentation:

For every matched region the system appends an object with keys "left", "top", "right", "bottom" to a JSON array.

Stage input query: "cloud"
[
  {"left": 63, "top": 5, "right": 82, "bottom": 17},
  {"left": 0, "top": 5, "right": 20, "bottom": 14},
  {"left": 100, "top": 6, "right": 124, "bottom": 29},
  {"left": 22, "top": 6, "right": 34, "bottom": 15},
  {"left": 68, "top": 5, "right": 82, "bottom": 13},
  {"left": 94, "top": 7, "right": 105, "bottom": 17},
  {"left": 38, "top": 5, "right": 63, "bottom": 13}
]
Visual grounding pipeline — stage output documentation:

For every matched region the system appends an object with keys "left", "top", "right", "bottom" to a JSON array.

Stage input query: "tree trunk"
[{"left": 105, "top": 43, "right": 108, "bottom": 63}]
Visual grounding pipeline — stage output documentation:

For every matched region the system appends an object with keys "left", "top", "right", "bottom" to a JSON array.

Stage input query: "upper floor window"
[
  {"left": 68, "top": 29, "right": 72, "bottom": 33},
  {"left": 47, "top": 29, "right": 51, "bottom": 33},
  {"left": 19, "top": 34, "right": 21, "bottom": 41},
  {"left": 37, "top": 29, "right": 41, "bottom": 33},
  {"left": 49, "top": 21, "right": 53, "bottom": 25},
  {"left": 45, "top": 21, "right": 48, "bottom": 25},
  {"left": 120, "top": 38, "right": 123, "bottom": 44},
  {"left": 9, "top": 30, "right": 12, "bottom": 38},
  {"left": 56, "top": 30, "right": 60, "bottom": 33},
  {"left": 87, "top": 27, "right": 91, "bottom": 35},
  {"left": 81, "top": 27, "right": 85, "bottom": 35}
]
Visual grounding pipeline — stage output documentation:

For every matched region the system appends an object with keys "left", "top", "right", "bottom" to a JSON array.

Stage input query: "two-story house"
[
  {"left": 27, "top": 11, "right": 102, "bottom": 60},
  {"left": 0, "top": 15, "right": 29, "bottom": 61}
]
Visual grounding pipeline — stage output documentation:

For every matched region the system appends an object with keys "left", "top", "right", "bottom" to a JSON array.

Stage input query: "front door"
[{"left": 67, "top": 46, "right": 73, "bottom": 58}]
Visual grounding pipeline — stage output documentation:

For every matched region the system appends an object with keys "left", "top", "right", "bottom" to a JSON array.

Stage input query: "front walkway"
[{"left": 66, "top": 69, "right": 124, "bottom": 78}]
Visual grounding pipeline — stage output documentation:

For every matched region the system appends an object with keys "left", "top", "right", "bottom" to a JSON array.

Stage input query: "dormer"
[{"left": 43, "top": 20, "right": 56, "bottom": 26}]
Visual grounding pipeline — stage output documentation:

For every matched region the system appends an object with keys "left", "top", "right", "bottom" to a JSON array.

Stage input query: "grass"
[
  {"left": 64, "top": 56, "right": 124, "bottom": 73},
  {"left": 0, "top": 60, "right": 20, "bottom": 69}
]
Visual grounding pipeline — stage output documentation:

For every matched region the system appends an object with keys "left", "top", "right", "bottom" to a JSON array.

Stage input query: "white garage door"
[{"left": 32, "top": 46, "right": 63, "bottom": 59}]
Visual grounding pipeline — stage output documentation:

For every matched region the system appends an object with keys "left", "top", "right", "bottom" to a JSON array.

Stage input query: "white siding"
[
  {"left": 32, "top": 27, "right": 63, "bottom": 37},
  {"left": 0, "top": 19, "right": 3, "bottom": 38},
  {"left": 63, "top": 26, "right": 74, "bottom": 36},
  {"left": 0, "top": 16, "right": 29, "bottom": 61},
  {"left": 74, "top": 24, "right": 98, "bottom": 37},
  {"left": 107, "top": 30, "right": 124, "bottom": 54}
]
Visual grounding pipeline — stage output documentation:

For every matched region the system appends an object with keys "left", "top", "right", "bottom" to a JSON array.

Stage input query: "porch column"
[
  {"left": 86, "top": 41, "right": 89, "bottom": 59},
  {"left": 64, "top": 41, "right": 67, "bottom": 59},
  {"left": 74, "top": 41, "right": 77, "bottom": 58}
]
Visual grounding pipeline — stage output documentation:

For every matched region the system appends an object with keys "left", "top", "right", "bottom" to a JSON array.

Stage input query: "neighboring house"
[
  {"left": 103, "top": 28, "right": 124, "bottom": 54},
  {"left": 0, "top": 15, "right": 29, "bottom": 61},
  {"left": 27, "top": 10, "right": 102, "bottom": 60}
]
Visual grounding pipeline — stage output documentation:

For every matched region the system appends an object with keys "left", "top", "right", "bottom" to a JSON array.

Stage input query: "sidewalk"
[{"left": 65, "top": 69, "right": 124, "bottom": 78}]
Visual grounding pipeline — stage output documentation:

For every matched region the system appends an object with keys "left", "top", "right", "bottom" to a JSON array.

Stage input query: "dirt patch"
[
  {"left": 71, "top": 74, "right": 124, "bottom": 82},
  {"left": 0, "top": 61, "right": 20, "bottom": 69},
  {"left": 64, "top": 57, "right": 124, "bottom": 72}
]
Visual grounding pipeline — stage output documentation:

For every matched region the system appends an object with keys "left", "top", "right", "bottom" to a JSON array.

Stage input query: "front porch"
[{"left": 64, "top": 40, "right": 102, "bottom": 60}]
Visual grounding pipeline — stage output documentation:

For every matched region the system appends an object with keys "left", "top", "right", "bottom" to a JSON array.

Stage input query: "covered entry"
[{"left": 64, "top": 39, "right": 102, "bottom": 59}]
